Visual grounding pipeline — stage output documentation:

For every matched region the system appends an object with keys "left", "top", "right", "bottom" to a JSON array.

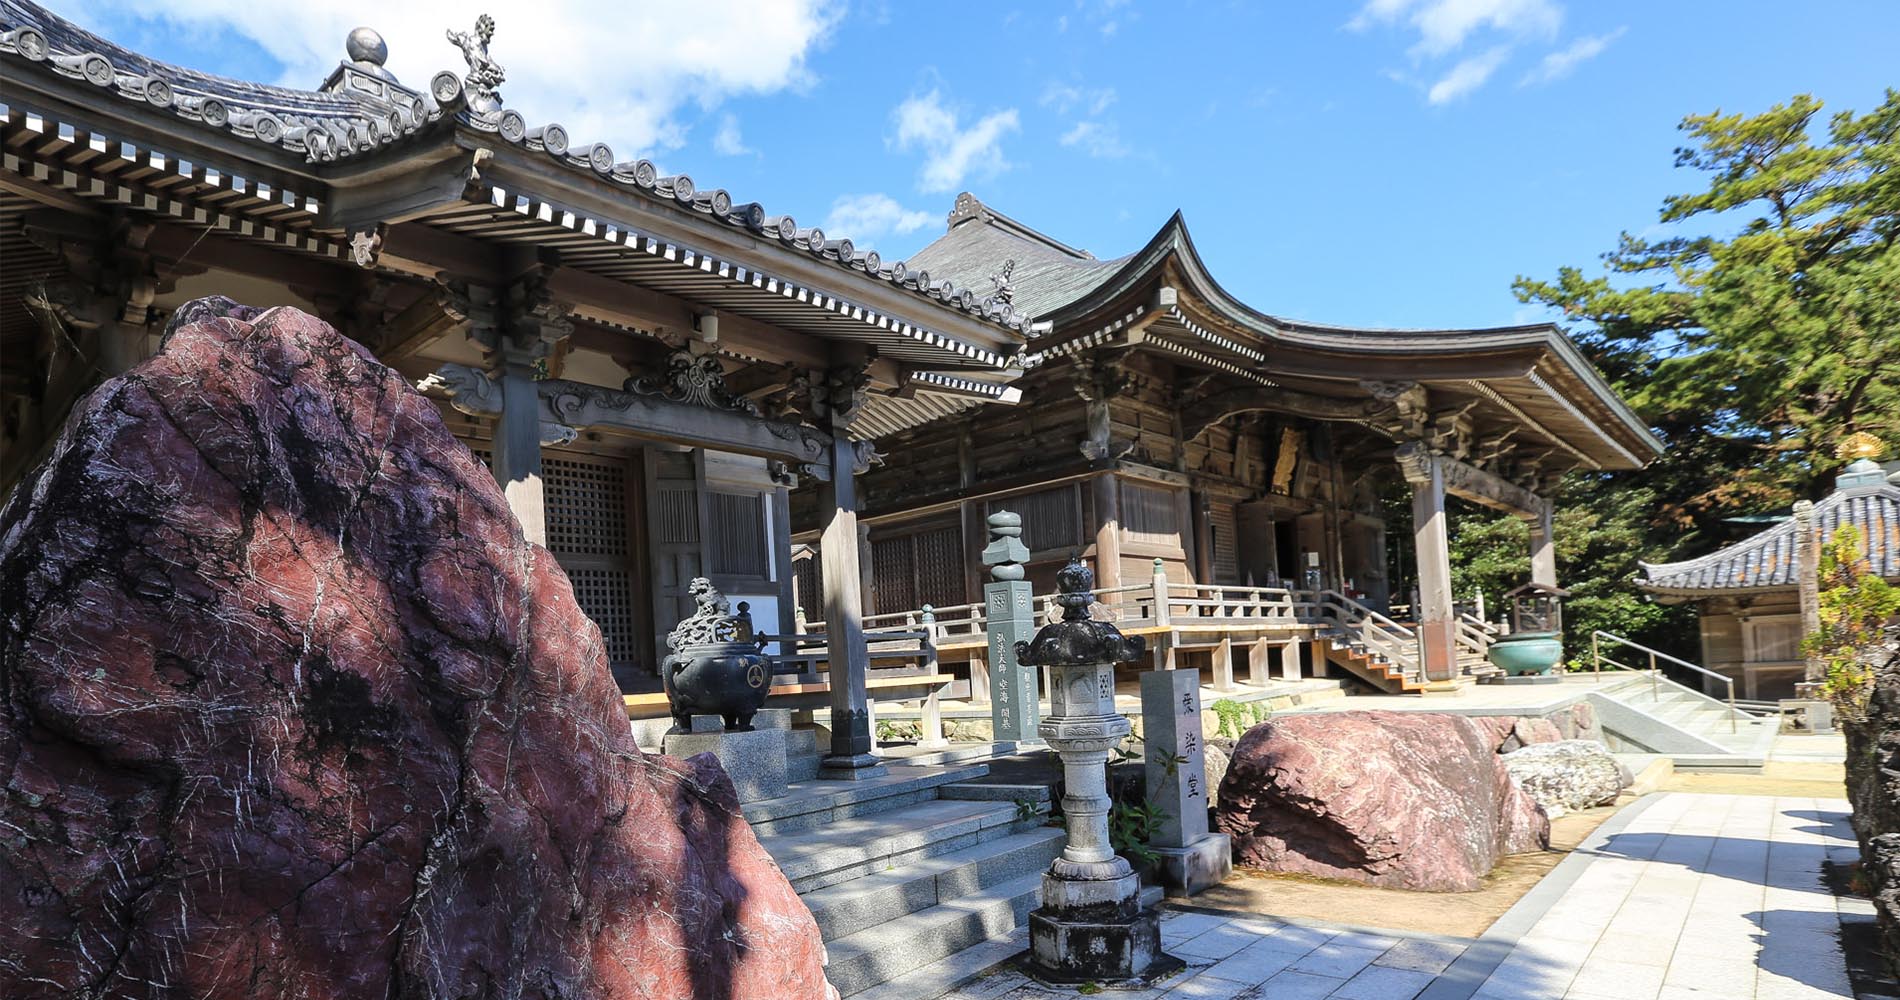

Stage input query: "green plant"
[
  {"left": 1210, "top": 698, "right": 1270, "bottom": 739},
  {"left": 874, "top": 719, "right": 922, "bottom": 743},
  {"left": 1807, "top": 526, "right": 1900, "bottom": 723},
  {"left": 1015, "top": 798, "right": 1042, "bottom": 822},
  {"left": 1077, "top": 983, "right": 1103, "bottom": 995},
  {"left": 1108, "top": 798, "right": 1164, "bottom": 867}
]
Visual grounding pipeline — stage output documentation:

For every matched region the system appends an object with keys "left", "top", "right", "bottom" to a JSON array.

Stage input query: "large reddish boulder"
[
  {"left": 0, "top": 299, "right": 832, "bottom": 999},
  {"left": 1215, "top": 711, "right": 1550, "bottom": 891}
]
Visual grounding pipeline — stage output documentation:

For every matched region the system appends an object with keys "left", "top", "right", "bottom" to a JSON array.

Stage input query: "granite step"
[
  {"left": 800, "top": 826, "right": 1066, "bottom": 941},
  {"left": 742, "top": 763, "right": 987, "bottom": 837},
  {"left": 821, "top": 872, "right": 1044, "bottom": 997},
  {"left": 761, "top": 798, "right": 1033, "bottom": 893}
]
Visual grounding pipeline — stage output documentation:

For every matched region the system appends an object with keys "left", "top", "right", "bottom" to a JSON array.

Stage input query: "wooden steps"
[{"left": 1312, "top": 635, "right": 1427, "bottom": 694}]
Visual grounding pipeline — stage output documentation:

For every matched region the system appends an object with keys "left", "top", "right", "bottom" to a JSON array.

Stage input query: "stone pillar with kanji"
[
  {"left": 982, "top": 511, "right": 1039, "bottom": 744},
  {"left": 1140, "top": 667, "right": 1232, "bottom": 896}
]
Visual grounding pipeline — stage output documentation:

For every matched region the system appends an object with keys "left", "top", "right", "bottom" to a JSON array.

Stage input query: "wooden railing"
[
  {"left": 850, "top": 569, "right": 1442, "bottom": 688},
  {"left": 1314, "top": 590, "right": 1423, "bottom": 682}
]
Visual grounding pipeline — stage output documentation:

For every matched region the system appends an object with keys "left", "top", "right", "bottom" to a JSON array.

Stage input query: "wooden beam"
[
  {"left": 1396, "top": 442, "right": 1542, "bottom": 517},
  {"left": 537, "top": 378, "right": 831, "bottom": 468},
  {"left": 1179, "top": 383, "right": 1386, "bottom": 441},
  {"left": 378, "top": 289, "right": 465, "bottom": 361}
]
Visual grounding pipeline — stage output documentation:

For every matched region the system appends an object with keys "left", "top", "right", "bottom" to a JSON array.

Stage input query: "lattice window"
[
  {"left": 993, "top": 485, "right": 1080, "bottom": 554},
  {"left": 915, "top": 526, "right": 965, "bottom": 610},
  {"left": 567, "top": 567, "right": 638, "bottom": 667},
  {"left": 1121, "top": 480, "right": 1182, "bottom": 545},
  {"left": 543, "top": 456, "right": 630, "bottom": 557},
  {"left": 655, "top": 486, "right": 700, "bottom": 544},
  {"left": 707, "top": 491, "right": 769, "bottom": 578},
  {"left": 871, "top": 536, "right": 916, "bottom": 615},
  {"left": 540, "top": 452, "right": 638, "bottom": 672},
  {"left": 794, "top": 553, "right": 821, "bottom": 624},
  {"left": 1210, "top": 502, "right": 1239, "bottom": 584}
]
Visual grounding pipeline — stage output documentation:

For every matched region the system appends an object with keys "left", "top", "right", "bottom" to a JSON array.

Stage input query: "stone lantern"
[{"left": 1014, "top": 557, "right": 1168, "bottom": 983}]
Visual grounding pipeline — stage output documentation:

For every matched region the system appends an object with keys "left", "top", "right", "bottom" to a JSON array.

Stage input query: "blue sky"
[{"left": 63, "top": 0, "right": 1900, "bottom": 330}]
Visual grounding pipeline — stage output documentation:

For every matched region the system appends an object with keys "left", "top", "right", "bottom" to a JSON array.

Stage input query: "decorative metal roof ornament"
[
  {"left": 446, "top": 14, "right": 505, "bottom": 116},
  {"left": 988, "top": 258, "right": 1016, "bottom": 306}
]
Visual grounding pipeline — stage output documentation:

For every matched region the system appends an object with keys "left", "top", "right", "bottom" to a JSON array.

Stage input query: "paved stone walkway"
[{"left": 911, "top": 793, "right": 1866, "bottom": 1000}]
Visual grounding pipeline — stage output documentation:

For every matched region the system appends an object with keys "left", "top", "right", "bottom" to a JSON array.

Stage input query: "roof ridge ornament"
[
  {"left": 988, "top": 258, "right": 1016, "bottom": 306},
  {"left": 446, "top": 14, "right": 505, "bottom": 116}
]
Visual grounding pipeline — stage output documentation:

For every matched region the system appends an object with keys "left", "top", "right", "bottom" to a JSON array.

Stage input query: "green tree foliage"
[
  {"left": 1810, "top": 526, "right": 1900, "bottom": 722},
  {"left": 1442, "top": 92, "right": 1899, "bottom": 664},
  {"left": 1448, "top": 486, "right": 1688, "bottom": 661},
  {"left": 1514, "top": 91, "right": 1900, "bottom": 525}
]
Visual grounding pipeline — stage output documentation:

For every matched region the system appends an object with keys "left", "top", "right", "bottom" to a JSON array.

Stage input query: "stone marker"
[
  {"left": 983, "top": 510, "right": 1040, "bottom": 743},
  {"left": 1140, "top": 668, "right": 1232, "bottom": 895}
]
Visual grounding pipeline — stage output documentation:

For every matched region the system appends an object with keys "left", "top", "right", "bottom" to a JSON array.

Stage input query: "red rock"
[
  {"left": 1215, "top": 711, "right": 1550, "bottom": 891},
  {"left": 0, "top": 298, "right": 832, "bottom": 999}
]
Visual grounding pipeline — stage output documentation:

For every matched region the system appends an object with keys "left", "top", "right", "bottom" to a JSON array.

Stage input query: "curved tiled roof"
[
  {"left": 1640, "top": 461, "right": 1900, "bottom": 594},
  {"left": 904, "top": 193, "right": 1128, "bottom": 318},
  {"left": 0, "top": 1, "right": 1029, "bottom": 335},
  {"left": 0, "top": 0, "right": 442, "bottom": 160}
]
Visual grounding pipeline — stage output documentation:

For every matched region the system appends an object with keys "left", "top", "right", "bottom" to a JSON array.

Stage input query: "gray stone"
[
  {"left": 688, "top": 713, "right": 725, "bottom": 733},
  {"left": 1141, "top": 668, "right": 1211, "bottom": 850},
  {"left": 1501, "top": 739, "right": 1631, "bottom": 814},
  {"left": 1027, "top": 907, "right": 1163, "bottom": 984},
  {"left": 1204, "top": 743, "right": 1232, "bottom": 807},
  {"left": 663, "top": 725, "right": 789, "bottom": 802},
  {"left": 1153, "top": 832, "right": 1233, "bottom": 897}
]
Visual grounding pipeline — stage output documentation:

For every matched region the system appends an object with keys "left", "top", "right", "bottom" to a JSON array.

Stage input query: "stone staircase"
[
  {"left": 743, "top": 763, "right": 1061, "bottom": 997},
  {"left": 1588, "top": 672, "right": 1779, "bottom": 771}
]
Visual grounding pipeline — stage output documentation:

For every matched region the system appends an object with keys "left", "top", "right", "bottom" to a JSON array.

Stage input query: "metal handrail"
[{"left": 1591, "top": 630, "right": 1739, "bottom": 734}]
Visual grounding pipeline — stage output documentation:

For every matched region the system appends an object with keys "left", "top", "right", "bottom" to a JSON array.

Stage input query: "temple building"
[
  {"left": 0, "top": 1, "right": 1029, "bottom": 774},
  {"left": 1640, "top": 451, "right": 1900, "bottom": 700},
  {"left": 806, "top": 194, "right": 1662, "bottom": 693}
]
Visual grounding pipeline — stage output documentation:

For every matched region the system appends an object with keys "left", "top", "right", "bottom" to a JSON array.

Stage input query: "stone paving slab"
[{"left": 904, "top": 792, "right": 1862, "bottom": 1000}]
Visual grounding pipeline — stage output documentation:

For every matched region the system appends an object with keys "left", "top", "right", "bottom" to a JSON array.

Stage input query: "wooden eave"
[{"left": 1018, "top": 212, "right": 1659, "bottom": 471}]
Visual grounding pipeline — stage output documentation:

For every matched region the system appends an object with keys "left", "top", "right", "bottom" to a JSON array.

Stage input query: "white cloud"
[
  {"left": 1040, "top": 83, "right": 1117, "bottom": 116},
  {"left": 821, "top": 193, "right": 933, "bottom": 247},
  {"left": 70, "top": 1, "right": 838, "bottom": 157},
  {"left": 1059, "top": 121, "right": 1128, "bottom": 159},
  {"left": 892, "top": 90, "right": 1020, "bottom": 193},
  {"left": 1350, "top": 0, "right": 1562, "bottom": 56},
  {"left": 1428, "top": 46, "right": 1511, "bottom": 104},
  {"left": 712, "top": 113, "right": 752, "bottom": 156},
  {"left": 1519, "top": 27, "right": 1626, "bottom": 85}
]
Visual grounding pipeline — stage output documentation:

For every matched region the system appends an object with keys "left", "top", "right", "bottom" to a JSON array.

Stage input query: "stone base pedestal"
[
  {"left": 1027, "top": 872, "right": 1165, "bottom": 983},
  {"left": 818, "top": 753, "right": 888, "bottom": 781},
  {"left": 1154, "top": 832, "right": 1232, "bottom": 897},
  {"left": 1479, "top": 673, "right": 1564, "bottom": 686},
  {"left": 663, "top": 720, "right": 789, "bottom": 802}
]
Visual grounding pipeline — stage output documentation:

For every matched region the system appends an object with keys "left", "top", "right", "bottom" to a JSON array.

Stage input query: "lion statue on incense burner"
[{"left": 660, "top": 578, "right": 772, "bottom": 734}]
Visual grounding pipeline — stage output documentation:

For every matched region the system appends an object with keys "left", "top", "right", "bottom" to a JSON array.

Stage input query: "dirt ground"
[
  {"left": 1660, "top": 761, "right": 1846, "bottom": 798},
  {"left": 1189, "top": 762, "right": 1852, "bottom": 939},
  {"left": 1190, "top": 805, "right": 1618, "bottom": 939}
]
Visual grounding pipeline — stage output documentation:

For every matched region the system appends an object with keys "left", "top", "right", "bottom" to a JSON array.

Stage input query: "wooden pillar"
[
  {"left": 491, "top": 357, "right": 547, "bottom": 546},
  {"left": 1212, "top": 636, "right": 1236, "bottom": 692},
  {"left": 820, "top": 427, "right": 881, "bottom": 776},
  {"left": 1398, "top": 444, "right": 1457, "bottom": 682},
  {"left": 467, "top": 274, "right": 571, "bottom": 548},
  {"left": 1528, "top": 497, "right": 1557, "bottom": 589},
  {"left": 1093, "top": 472, "right": 1123, "bottom": 591},
  {"left": 1279, "top": 639, "right": 1301, "bottom": 681},
  {"left": 1248, "top": 637, "right": 1272, "bottom": 687}
]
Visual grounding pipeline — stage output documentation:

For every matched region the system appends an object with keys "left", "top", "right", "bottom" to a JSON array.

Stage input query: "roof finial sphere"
[{"left": 346, "top": 27, "right": 388, "bottom": 66}]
